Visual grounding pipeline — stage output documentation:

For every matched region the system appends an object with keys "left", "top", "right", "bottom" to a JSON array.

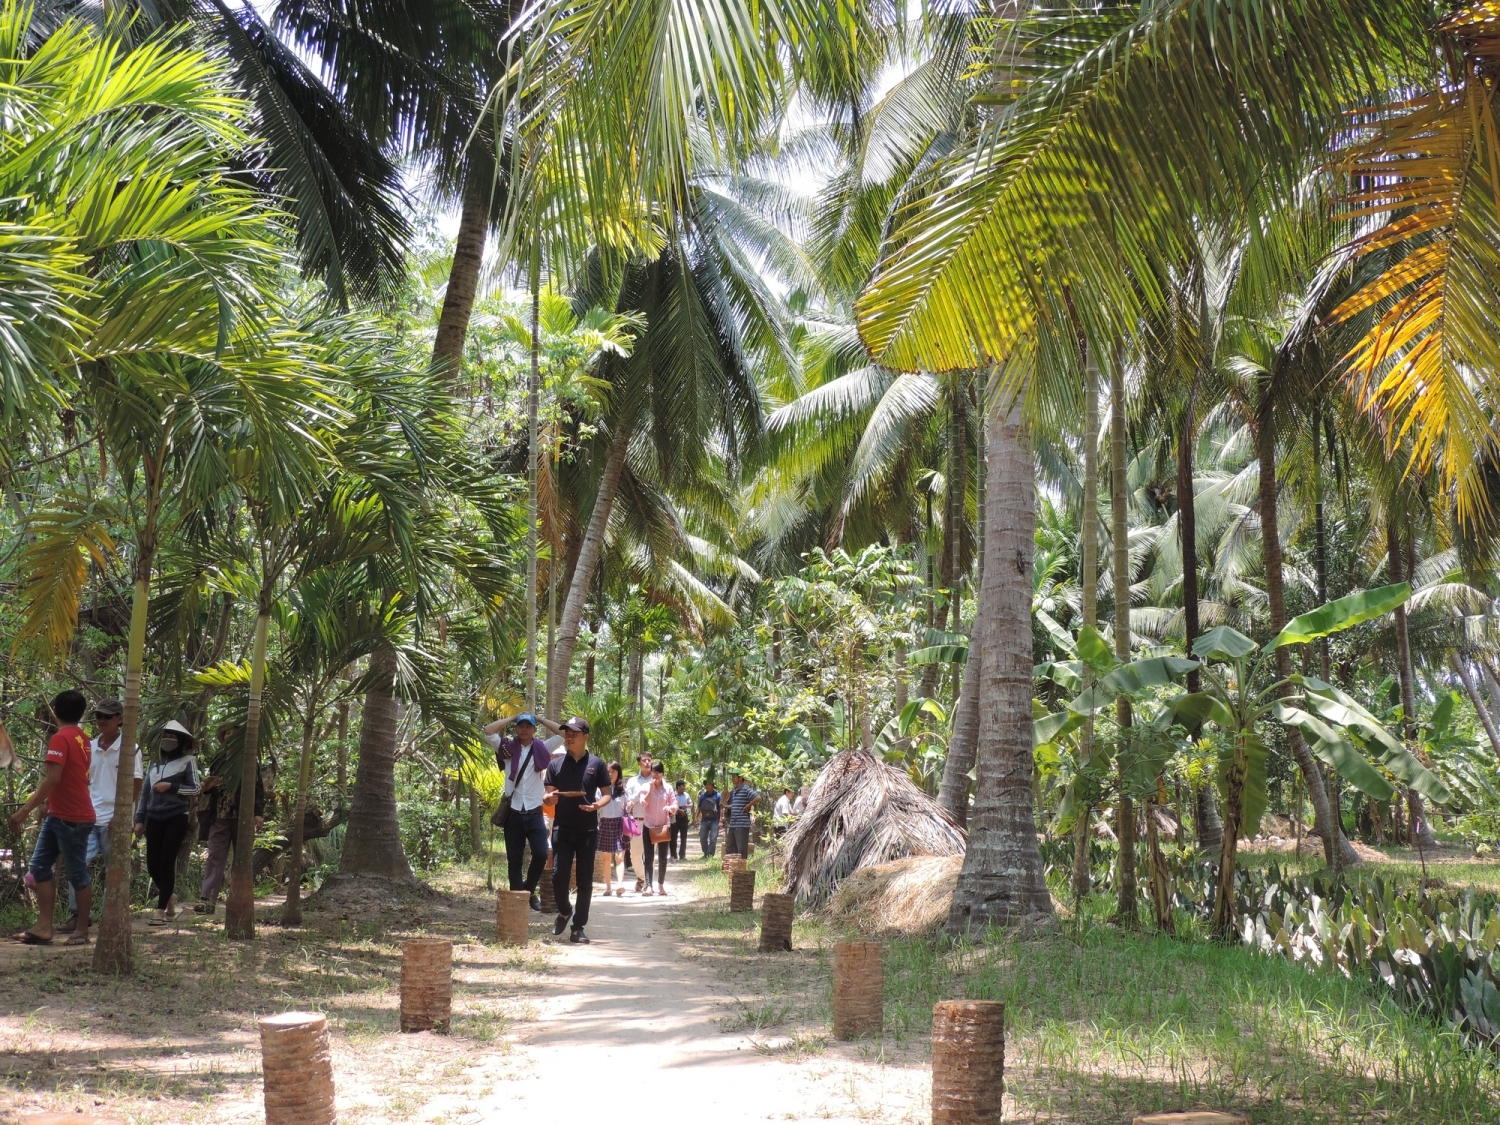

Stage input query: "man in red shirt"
[{"left": 8, "top": 690, "right": 95, "bottom": 945}]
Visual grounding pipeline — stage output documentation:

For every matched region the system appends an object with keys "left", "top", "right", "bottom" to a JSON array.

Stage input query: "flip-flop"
[
  {"left": 147, "top": 916, "right": 168, "bottom": 927},
  {"left": 64, "top": 934, "right": 89, "bottom": 946},
  {"left": 15, "top": 931, "right": 52, "bottom": 945}
]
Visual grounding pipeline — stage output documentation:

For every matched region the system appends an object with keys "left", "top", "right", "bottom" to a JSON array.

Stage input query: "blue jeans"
[
  {"left": 30, "top": 816, "right": 94, "bottom": 890},
  {"left": 67, "top": 823, "right": 111, "bottom": 911},
  {"left": 699, "top": 817, "right": 720, "bottom": 857},
  {"left": 504, "top": 808, "right": 550, "bottom": 893}
]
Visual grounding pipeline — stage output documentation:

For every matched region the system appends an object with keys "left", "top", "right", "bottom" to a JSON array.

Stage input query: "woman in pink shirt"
[{"left": 641, "top": 763, "right": 676, "bottom": 895}]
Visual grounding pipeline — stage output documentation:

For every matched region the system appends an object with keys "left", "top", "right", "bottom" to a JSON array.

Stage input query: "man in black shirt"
[{"left": 543, "top": 716, "right": 612, "bottom": 944}]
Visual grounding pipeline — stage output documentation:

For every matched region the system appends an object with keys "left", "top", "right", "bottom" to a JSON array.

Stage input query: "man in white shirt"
[
  {"left": 773, "top": 788, "right": 796, "bottom": 836},
  {"left": 623, "top": 753, "right": 653, "bottom": 893},
  {"left": 483, "top": 711, "right": 558, "bottom": 911},
  {"left": 61, "top": 699, "right": 142, "bottom": 932}
]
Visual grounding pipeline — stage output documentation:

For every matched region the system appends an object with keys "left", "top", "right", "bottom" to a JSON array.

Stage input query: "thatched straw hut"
[{"left": 781, "top": 749, "right": 966, "bottom": 903}]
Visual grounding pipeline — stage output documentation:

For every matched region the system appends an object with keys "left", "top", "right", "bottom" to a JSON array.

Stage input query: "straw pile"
[
  {"left": 781, "top": 749, "right": 965, "bottom": 904},
  {"left": 828, "top": 855, "right": 963, "bottom": 935}
]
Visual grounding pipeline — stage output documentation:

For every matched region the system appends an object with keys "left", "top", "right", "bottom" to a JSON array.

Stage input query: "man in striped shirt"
[{"left": 723, "top": 770, "right": 759, "bottom": 859}]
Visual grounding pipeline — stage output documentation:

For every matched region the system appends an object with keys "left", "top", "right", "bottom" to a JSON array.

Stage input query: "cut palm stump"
[
  {"left": 400, "top": 937, "right": 453, "bottom": 1032},
  {"left": 759, "top": 891, "right": 794, "bottom": 951},
  {"left": 832, "top": 940, "right": 883, "bottom": 1039},
  {"left": 1133, "top": 1115, "right": 1248, "bottom": 1125},
  {"left": 729, "top": 868, "right": 757, "bottom": 912},
  {"left": 539, "top": 857, "right": 558, "bottom": 914},
  {"left": 722, "top": 853, "right": 747, "bottom": 876},
  {"left": 260, "top": 1011, "right": 336, "bottom": 1125},
  {"left": 496, "top": 889, "right": 530, "bottom": 946},
  {"left": 931, "top": 1000, "right": 1004, "bottom": 1124}
]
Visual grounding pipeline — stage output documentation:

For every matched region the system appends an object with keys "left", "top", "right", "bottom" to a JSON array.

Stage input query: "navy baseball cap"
[{"left": 515, "top": 712, "right": 538, "bottom": 727}]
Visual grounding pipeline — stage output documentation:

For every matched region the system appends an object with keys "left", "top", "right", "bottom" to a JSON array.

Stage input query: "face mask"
[{"left": 161, "top": 737, "right": 182, "bottom": 759}]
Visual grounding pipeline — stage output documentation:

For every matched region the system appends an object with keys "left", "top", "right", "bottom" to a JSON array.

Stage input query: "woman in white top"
[{"left": 598, "top": 762, "right": 627, "bottom": 897}]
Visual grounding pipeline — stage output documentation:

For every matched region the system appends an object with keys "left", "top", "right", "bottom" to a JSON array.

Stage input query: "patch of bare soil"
[{"left": 0, "top": 866, "right": 552, "bottom": 1125}]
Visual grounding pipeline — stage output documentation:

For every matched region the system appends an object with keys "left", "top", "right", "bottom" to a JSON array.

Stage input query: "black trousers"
[
  {"left": 553, "top": 825, "right": 598, "bottom": 930},
  {"left": 145, "top": 814, "right": 190, "bottom": 911},
  {"left": 670, "top": 814, "right": 689, "bottom": 859},
  {"left": 504, "top": 807, "right": 550, "bottom": 892},
  {"left": 644, "top": 837, "right": 669, "bottom": 887}
]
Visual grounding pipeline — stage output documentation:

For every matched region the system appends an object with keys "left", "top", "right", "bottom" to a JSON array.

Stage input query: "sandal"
[
  {"left": 148, "top": 914, "right": 168, "bottom": 927},
  {"left": 635, "top": 879, "right": 645, "bottom": 893},
  {"left": 64, "top": 933, "right": 89, "bottom": 946},
  {"left": 614, "top": 888, "right": 625, "bottom": 897},
  {"left": 15, "top": 931, "right": 52, "bottom": 945}
]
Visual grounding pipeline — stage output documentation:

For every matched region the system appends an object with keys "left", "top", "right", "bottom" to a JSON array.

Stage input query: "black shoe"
[
  {"left": 553, "top": 913, "right": 569, "bottom": 936},
  {"left": 529, "top": 893, "right": 542, "bottom": 912},
  {"left": 569, "top": 928, "right": 589, "bottom": 944}
]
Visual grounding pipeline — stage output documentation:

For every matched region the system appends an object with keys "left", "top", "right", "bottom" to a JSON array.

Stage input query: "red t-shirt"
[{"left": 46, "top": 725, "right": 94, "bottom": 823}]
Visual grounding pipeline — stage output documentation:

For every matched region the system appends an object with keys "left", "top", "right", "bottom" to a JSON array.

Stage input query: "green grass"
[{"left": 673, "top": 854, "right": 1500, "bottom": 1125}]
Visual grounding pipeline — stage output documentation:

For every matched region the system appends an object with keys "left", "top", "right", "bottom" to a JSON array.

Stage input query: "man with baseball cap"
[
  {"left": 59, "top": 698, "right": 141, "bottom": 934},
  {"left": 482, "top": 710, "right": 561, "bottom": 910},
  {"left": 543, "top": 717, "right": 611, "bottom": 944},
  {"left": 723, "top": 767, "right": 760, "bottom": 860}
]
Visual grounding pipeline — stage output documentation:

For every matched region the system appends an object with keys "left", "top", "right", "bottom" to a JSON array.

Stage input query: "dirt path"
[{"left": 414, "top": 881, "right": 930, "bottom": 1125}]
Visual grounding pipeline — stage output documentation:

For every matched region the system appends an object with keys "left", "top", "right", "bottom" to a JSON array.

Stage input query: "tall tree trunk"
[
  {"left": 340, "top": 648, "right": 413, "bottom": 878},
  {"left": 937, "top": 629, "right": 981, "bottom": 826},
  {"left": 282, "top": 706, "right": 319, "bottom": 927},
  {"left": 1312, "top": 408, "right": 1332, "bottom": 682},
  {"left": 1454, "top": 656, "right": 1500, "bottom": 763},
  {"left": 1387, "top": 512, "right": 1437, "bottom": 849},
  {"left": 93, "top": 553, "right": 152, "bottom": 973},
  {"left": 430, "top": 170, "right": 488, "bottom": 384},
  {"left": 225, "top": 606, "right": 270, "bottom": 939},
  {"left": 945, "top": 383, "right": 1051, "bottom": 933},
  {"left": 1109, "top": 360, "right": 1138, "bottom": 927},
  {"left": 547, "top": 425, "right": 631, "bottom": 718},
  {"left": 336, "top": 699, "right": 348, "bottom": 798},
  {"left": 1179, "top": 392, "right": 1220, "bottom": 853},
  {"left": 525, "top": 278, "right": 541, "bottom": 712},
  {"left": 1071, "top": 348, "right": 1100, "bottom": 901},
  {"left": 1256, "top": 413, "right": 1360, "bottom": 869}
]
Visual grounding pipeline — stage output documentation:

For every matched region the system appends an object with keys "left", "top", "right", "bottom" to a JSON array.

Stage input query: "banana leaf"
[
  {"left": 1035, "top": 707, "right": 1084, "bottom": 747},
  {"left": 1298, "top": 678, "right": 1453, "bottom": 805},
  {"left": 910, "top": 643, "right": 967, "bottom": 665},
  {"left": 1193, "top": 624, "right": 1258, "bottom": 662},
  {"left": 1216, "top": 729, "right": 1269, "bottom": 837},
  {"left": 1268, "top": 582, "right": 1410, "bottom": 650},
  {"left": 1035, "top": 659, "right": 1083, "bottom": 692},
  {"left": 1076, "top": 624, "right": 1115, "bottom": 675},
  {"left": 1099, "top": 655, "right": 1198, "bottom": 696},
  {"left": 1274, "top": 702, "right": 1396, "bottom": 800},
  {"left": 1036, "top": 608, "right": 1076, "bottom": 656},
  {"left": 1172, "top": 691, "right": 1236, "bottom": 730}
]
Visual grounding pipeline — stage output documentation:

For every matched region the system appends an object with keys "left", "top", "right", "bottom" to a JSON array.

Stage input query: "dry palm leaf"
[
  {"left": 781, "top": 748, "right": 965, "bottom": 903},
  {"left": 1331, "top": 2, "right": 1500, "bottom": 529}
]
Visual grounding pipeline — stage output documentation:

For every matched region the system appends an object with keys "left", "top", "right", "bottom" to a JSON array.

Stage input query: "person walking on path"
[
  {"left": 640, "top": 764, "right": 675, "bottom": 895},
  {"left": 696, "top": 781, "right": 721, "bottom": 857},
  {"left": 9, "top": 691, "right": 95, "bottom": 946},
  {"left": 544, "top": 717, "right": 612, "bottom": 944},
  {"left": 134, "top": 720, "right": 202, "bottom": 925},
  {"left": 194, "top": 733, "right": 265, "bottom": 916},
  {"left": 483, "top": 711, "right": 555, "bottom": 910},
  {"left": 724, "top": 770, "right": 759, "bottom": 859},
  {"left": 58, "top": 699, "right": 141, "bottom": 935},
  {"left": 773, "top": 788, "right": 796, "bottom": 837},
  {"left": 598, "top": 762, "right": 627, "bottom": 897},
  {"left": 670, "top": 779, "right": 691, "bottom": 860},
  {"left": 624, "top": 752, "right": 653, "bottom": 892}
]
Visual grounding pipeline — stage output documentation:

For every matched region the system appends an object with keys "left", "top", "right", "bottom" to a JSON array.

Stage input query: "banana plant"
[{"left": 1172, "top": 582, "right": 1451, "bottom": 936}]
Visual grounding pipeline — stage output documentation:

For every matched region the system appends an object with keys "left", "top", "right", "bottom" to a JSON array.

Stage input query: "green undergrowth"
[{"left": 672, "top": 854, "right": 1500, "bottom": 1124}]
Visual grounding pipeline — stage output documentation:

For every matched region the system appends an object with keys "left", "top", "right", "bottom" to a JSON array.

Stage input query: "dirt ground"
[{"left": 0, "top": 859, "right": 931, "bottom": 1125}]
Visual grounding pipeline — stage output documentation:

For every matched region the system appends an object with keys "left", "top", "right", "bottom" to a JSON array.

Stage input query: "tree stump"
[
  {"left": 539, "top": 857, "right": 558, "bottom": 914},
  {"left": 832, "top": 941, "right": 883, "bottom": 1039},
  {"left": 594, "top": 849, "right": 611, "bottom": 884},
  {"left": 729, "top": 868, "right": 756, "bottom": 912},
  {"left": 399, "top": 937, "right": 452, "bottom": 1033},
  {"left": 721, "top": 853, "right": 747, "bottom": 877},
  {"left": 496, "top": 889, "right": 530, "bottom": 946},
  {"left": 758, "top": 892, "right": 793, "bottom": 951},
  {"left": 259, "top": 1011, "right": 336, "bottom": 1125},
  {"left": 1132, "top": 1115, "right": 1249, "bottom": 1125},
  {"left": 931, "top": 1000, "right": 1005, "bottom": 1124}
]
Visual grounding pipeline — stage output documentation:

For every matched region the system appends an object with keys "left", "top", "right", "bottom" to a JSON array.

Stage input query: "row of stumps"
[{"left": 245, "top": 870, "right": 1247, "bottom": 1125}]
